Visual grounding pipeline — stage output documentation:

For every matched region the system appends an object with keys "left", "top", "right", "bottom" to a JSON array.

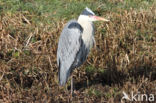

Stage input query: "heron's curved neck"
[{"left": 77, "top": 16, "right": 94, "bottom": 48}]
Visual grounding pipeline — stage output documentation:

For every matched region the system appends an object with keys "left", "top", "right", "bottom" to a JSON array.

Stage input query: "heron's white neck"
[{"left": 77, "top": 15, "right": 94, "bottom": 49}]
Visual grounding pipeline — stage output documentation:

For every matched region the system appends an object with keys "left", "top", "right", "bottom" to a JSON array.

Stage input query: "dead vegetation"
[{"left": 0, "top": 4, "right": 156, "bottom": 103}]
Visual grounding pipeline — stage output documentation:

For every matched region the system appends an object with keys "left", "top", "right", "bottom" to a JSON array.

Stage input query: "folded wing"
[{"left": 57, "top": 20, "right": 84, "bottom": 86}]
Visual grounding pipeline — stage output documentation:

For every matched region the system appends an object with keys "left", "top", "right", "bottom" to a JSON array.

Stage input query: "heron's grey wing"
[{"left": 57, "top": 20, "right": 83, "bottom": 86}]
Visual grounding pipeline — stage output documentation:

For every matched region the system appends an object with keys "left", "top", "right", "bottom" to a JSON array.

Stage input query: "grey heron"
[{"left": 57, "top": 7, "right": 109, "bottom": 94}]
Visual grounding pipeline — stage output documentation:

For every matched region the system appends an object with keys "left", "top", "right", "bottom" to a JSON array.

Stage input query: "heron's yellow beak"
[{"left": 92, "top": 15, "right": 109, "bottom": 22}]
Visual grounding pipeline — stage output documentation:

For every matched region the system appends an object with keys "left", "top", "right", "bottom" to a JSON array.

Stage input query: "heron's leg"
[
  {"left": 93, "top": 37, "right": 97, "bottom": 49},
  {"left": 71, "top": 75, "right": 73, "bottom": 96}
]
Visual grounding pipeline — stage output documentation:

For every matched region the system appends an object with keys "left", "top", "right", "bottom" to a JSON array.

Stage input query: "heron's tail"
[
  {"left": 58, "top": 66, "right": 70, "bottom": 86},
  {"left": 59, "top": 71, "right": 70, "bottom": 86}
]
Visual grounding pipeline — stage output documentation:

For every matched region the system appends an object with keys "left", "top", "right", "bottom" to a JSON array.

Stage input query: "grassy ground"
[{"left": 0, "top": 0, "right": 156, "bottom": 102}]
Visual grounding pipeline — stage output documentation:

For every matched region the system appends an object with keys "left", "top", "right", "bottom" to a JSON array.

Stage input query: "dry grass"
[{"left": 0, "top": 2, "right": 156, "bottom": 103}]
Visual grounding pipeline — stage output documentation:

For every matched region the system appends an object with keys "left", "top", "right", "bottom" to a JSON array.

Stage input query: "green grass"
[
  {"left": 0, "top": 0, "right": 96, "bottom": 23},
  {"left": 87, "top": 87, "right": 102, "bottom": 97},
  {"left": 0, "top": 0, "right": 154, "bottom": 22},
  {"left": 85, "top": 65, "right": 96, "bottom": 74}
]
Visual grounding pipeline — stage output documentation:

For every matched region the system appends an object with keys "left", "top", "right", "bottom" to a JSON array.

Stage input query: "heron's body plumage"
[{"left": 57, "top": 19, "right": 95, "bottom": 86}]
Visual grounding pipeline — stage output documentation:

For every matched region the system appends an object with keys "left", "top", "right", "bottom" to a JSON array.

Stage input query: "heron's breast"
[{"left": 82, "top": 25, "right": 94, "bottom": 49}]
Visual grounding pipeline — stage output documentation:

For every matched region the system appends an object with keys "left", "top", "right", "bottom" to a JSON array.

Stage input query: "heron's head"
[{"left": 78, "top": 7, "right": 109, "bottom": 22}]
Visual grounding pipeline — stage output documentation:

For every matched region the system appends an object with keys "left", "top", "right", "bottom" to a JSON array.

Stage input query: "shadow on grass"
[{"left": 74, "top": 63, "right": 156, "bottom": 91}]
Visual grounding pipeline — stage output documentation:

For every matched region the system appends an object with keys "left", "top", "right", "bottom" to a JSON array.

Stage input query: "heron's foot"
[
  {"left": 72, "top": 90, "right": 79, "bottom": 97},
  {"left": 69, "top": 90, "right": 75, "bottom": 102}
]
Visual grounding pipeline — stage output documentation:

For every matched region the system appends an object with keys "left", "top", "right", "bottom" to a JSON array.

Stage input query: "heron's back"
[{"left": 57, "top": 19, "right": 95, "bottom": 86}]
